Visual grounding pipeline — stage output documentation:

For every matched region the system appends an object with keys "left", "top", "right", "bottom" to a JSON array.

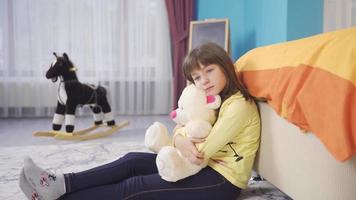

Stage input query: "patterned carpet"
[{"left": 0, "top": 138, "right": 290, "bottom": 200}]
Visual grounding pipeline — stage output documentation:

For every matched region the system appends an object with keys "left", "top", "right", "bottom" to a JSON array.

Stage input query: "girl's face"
[{"left": 191, "top": 64, "right": 227, "bottom": 96}]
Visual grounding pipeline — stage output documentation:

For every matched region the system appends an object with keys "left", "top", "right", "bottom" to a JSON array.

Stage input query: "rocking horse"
[{"left": 33, "top": 52, "right": 129, "bottom": 140}]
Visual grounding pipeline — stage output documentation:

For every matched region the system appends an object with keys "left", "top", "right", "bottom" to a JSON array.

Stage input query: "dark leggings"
[{"left": 60, "top": 152, "right": 241, "bottom": 200}]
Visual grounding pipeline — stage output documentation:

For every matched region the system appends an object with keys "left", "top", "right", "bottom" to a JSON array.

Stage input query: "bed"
[
  {"left": 235, "top": 27, "right": 356, "bottom": 200},
  {"left": 255, "top": 102, "right": 356, "bottom": 200}
]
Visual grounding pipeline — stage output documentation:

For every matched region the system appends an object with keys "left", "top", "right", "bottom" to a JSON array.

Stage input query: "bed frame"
[{"left": 255, "top": 103, "right": 356, "bottom": 200}]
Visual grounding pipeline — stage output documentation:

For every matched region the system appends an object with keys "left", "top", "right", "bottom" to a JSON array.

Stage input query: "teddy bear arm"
[{"left": 145, "top": 122, "right": 172, "bottom": 153}]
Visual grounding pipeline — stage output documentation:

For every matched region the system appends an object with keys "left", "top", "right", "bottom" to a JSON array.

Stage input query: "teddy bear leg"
[
  {"left": 156, "top": 146, "right": 202, "bottom": 182},
  {"left": 144, "top": 122, "right": 171, "bottom": 152},
  {"left": 52, "top": 101, "right": 65, "bottom": 131}
]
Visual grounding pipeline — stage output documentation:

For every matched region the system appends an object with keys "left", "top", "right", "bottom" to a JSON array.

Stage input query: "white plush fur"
[
  {"left": 144, "top": 84, "right": 221, "bottom": 182},
  {"left": 65, "top": 114, "right": 75, "bottom": 125},
  {"left": 52, "top": 113, "right": 64, "bottom": 125},
  {"left": 144, "top": 122, "right": 171, "bottom": 153}
]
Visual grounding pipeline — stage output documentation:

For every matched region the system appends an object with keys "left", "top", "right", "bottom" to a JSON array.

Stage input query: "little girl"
[{"left": 20, "top": 42, "right": 260, "bottom": 200}]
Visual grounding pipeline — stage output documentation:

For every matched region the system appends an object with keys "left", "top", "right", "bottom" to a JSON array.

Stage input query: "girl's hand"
[{"left": 174, "top": 135, "right": 205, "bottom": 165}]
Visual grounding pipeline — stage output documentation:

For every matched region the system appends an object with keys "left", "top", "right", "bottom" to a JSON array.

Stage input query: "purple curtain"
[{"left": 165, "top": 0, "right": 194, "bottom": 109}]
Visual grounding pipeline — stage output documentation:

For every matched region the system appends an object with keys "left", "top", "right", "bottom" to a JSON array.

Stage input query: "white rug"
[
  {"left": 0, "top": 139, "right": 290, "bottom": 200},
  {"left": 0, "top": 139, "right": 148, "bottom": 200}
]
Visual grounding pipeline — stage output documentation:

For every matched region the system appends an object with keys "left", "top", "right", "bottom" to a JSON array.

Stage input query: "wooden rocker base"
[
  {"left": 33, "top": 121, "right": 129, "bottom": 141},
  {"left": 33, "top": 125, "right": 100, "bottom": 137}
]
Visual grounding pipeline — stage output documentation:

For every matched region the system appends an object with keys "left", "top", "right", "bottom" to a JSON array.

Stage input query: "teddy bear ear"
[{"left": 206, "top": 95, "right": 221, "bottom": 109}]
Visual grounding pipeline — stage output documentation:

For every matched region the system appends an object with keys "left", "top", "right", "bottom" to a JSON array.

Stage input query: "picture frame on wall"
[{"left": 188, "top": 18, "right": 230, "bottom": 53}]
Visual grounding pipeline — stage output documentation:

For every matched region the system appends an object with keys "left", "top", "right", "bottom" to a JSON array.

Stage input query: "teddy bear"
[{"left": 144, "top": 84, "right": 221, "bottom": 182}]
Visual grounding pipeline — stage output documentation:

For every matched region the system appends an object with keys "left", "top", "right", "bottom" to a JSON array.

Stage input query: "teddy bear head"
[{"left": 170, "top": 84, "right": 221, "bottom": 125}]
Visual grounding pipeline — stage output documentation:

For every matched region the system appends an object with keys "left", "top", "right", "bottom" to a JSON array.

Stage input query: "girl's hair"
[{"left": 182, "top": 42, "right": 253, "bottom": 102}]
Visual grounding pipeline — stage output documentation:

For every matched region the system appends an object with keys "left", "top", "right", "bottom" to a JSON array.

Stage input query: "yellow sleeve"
[
  {"left": 197, "top": 99, "right": 253, "bottom": 160},
  {"left": 173, "top": 126, "right": 187, "bottom": 137}
]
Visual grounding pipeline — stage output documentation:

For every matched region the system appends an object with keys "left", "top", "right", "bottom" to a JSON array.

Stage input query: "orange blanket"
[{"left": 235, "top": 27, "right": 356, "bottom": 161}]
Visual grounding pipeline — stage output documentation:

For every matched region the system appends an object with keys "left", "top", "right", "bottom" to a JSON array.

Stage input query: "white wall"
[{"left": 324, "top": 0, "right": 356, "bottom": 32}]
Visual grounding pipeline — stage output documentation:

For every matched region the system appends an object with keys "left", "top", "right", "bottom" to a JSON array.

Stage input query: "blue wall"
[
  {"left": 196, "top": 0, "right": 245, "bottom": 61},
  {"left": 196, "top": 0, "right": 323, "bottom": 61},
  {"left": 245, "top": 0, "right": 288, "bottom": 47},
  {"left": 287, "top": 0, "right": 323, "bottom": 40}
]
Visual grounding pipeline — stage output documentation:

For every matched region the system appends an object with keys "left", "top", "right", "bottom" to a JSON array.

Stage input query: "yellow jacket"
[{"left": 176, "top": 92, "right": 261, "bottom": 189}]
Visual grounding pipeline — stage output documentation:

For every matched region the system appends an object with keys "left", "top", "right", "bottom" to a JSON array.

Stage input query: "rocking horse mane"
[{"left": 46, "top": 52, "right": 78, "bottom": 82}]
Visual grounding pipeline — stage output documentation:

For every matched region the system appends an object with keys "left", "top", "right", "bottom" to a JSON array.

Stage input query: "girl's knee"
[
  {"left": 123, "top": 152, "right": 155, "bottom": 160},
  {"left": 124, "top": 152, "right": 141, "bottom": 159}
]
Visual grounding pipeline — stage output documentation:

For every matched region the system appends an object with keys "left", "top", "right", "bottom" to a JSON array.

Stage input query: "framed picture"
[{"left": 188, "top": 19, "right": 230, "bottom": 53}]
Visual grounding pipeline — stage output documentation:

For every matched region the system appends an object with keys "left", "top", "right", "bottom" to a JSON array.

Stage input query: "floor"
[{"left": 0, "top": 116, "right": 291, "bottom": 200}]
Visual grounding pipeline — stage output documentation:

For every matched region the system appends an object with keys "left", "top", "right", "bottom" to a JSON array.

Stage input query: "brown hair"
[{"left": 182, "top": 42, "right": 253, "bottom": 102}]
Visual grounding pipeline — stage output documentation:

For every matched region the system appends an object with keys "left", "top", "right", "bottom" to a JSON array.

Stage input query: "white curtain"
[
  {"left": 324, "top": 0, "right": 356, "bottom": 32},
  {"left": 0, "top": 0, "right": 173, "bottom": 117}
]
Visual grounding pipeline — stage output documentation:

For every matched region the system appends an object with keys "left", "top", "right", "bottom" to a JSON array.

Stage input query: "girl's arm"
[
  {"left": 173, "top": 133, "right": 205, "bottom": 165},
  {"left": 173, "top": 98, "right": 256, "bottom": 165},
  {"left": 198, "top": 99, "right": 256, "bottom": 160}
]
